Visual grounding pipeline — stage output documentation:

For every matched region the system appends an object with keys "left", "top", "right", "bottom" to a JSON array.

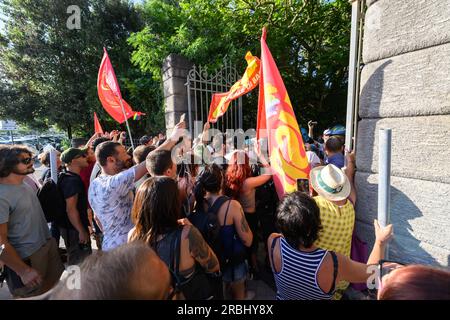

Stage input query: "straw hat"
[{"left": 310, "top": 164, "right": 351, "bottom": 201}]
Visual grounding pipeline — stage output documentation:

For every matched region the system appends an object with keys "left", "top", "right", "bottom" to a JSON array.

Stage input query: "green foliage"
[
  {"left": 129, "top": 0, "right": 351, "bottom": 130},
  {"left": 1, "top": 0, "right": 351, "bottom": 137},
  {"left": 0, "top": 0, "right": 160, "bottom": 138}
]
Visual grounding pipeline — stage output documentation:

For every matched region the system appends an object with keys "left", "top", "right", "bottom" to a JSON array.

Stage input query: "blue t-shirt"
[{"left": 325, "top": 153, "right": 345, "bottom": 169}]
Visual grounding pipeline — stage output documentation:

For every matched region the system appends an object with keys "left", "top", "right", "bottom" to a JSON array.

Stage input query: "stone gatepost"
[
  {"left": 162, "top": 54, "right": 193, "bottom": 136},
  {"left": 355, "top": 0, "right": 450, "bottom": 266}
]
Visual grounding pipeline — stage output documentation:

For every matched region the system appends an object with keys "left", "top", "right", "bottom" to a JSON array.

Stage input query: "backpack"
[
  {"left": 37, "top": 172, "right": 70, "bottom": 227},
  {"left": 188, "top": 196, "right": 246, "bottom": 270},
  {"left": 168, "top": 227, "right": 223, "bottom": 300}
]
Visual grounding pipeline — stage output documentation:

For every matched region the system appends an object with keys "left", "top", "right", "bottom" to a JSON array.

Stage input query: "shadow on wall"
[
  {"left": 356, "top": 182, "right": 440, "bottom": 266},
  {"left": 356, "top": 60, "right": 446, "bottom": 266}
]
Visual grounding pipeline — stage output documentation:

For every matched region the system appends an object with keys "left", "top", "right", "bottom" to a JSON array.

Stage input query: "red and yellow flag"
[
  {"left": 93, "top": 112, "right": 104, "bottom": 135},
  {"left": 97, "top": 48, "right": 144, "bottom": 124},
  {"left": 257, "top": 28, "right": 310, "bottom": 199},
  {"left": 208, "top": 52, "right": 260, "bottom": 123}
]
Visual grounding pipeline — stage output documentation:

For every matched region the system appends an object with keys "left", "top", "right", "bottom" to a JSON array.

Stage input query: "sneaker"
[{"left": 244, "top": 290, "right": 256, "bottom": 300}]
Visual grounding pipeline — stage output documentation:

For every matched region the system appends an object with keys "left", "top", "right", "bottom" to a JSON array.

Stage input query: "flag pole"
[{"left": 119, "top": 98, "right": 135, "bottom": 150}]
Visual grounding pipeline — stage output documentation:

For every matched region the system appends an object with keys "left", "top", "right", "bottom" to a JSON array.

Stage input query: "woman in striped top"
[{"left": 268, "top": 192, "right": 394, "bottom": 300}]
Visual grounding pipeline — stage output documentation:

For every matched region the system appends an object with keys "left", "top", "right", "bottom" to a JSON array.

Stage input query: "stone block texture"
[
  {"left": 356, "top": 116, "right": 450, "bottom": 184},
  {"left": 359, "top": 43, "right": 450, "bottom": 118},
  {"left": 363, "top": 0, "right": 450, "bottom": 63},
  {"left": 162, "top": 54, "right": 193, "bottom": 131},
  {"left": 357, "top": 0, "right": 450, "bottom": 266}
]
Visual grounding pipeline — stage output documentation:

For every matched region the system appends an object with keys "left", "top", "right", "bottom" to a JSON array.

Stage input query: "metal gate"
[{"left": 185, "top": 60, "right": 243, "bottom": 136}]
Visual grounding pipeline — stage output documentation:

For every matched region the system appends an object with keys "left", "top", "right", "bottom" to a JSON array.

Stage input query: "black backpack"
[
  {"left": 189, "top": 196, "right": 230, "bottom": 266},
  {"left": 37, "top": 172, "right": 70, "bottom": 227}
]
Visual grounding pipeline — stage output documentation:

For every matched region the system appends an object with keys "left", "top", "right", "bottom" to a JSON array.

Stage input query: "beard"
[
  {"left": 13, "top": 166, "right": 35, "bottom": 176},
  {"left": 114, "top": 158, "right": 133, "bottom": 172}
]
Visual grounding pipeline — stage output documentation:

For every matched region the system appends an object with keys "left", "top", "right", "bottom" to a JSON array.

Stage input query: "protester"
[
  {"left": 50, "top": 241, "right": 172, "bottom": 300},
  {"left": 309, "top": 154, "right": 357, "bottom": 299},
  {"left": 177, "top": 154, "right": 200, "bottom": 217},
  {"left": 139, "top": 135, "right": 153, "bottom": 146},
  {"left": 146, "top": 149, "right": 177, "bottom": 179},
  {"left": 89, "top": 120, "right": 186, "bottom": 251},
  {"left": 252, "top": 164, "right": 278, "bottom": 268},
  {"left": 225, "top": 149, "right": 271, "bottom": 278},
  {"left": 38, "top": 151, "right": 62, "bottom": 184},
  {"left": 59, "top": 147, "right": 92, "bottom": 265},
  {"left": 89, "top": 136, "right": 110, "bottom": 184},
  {"left": 378, "top": 264, "right": 450, "bottom": 300},
  {"left": 191, "top": 164, "right": 253, "bottom": 300},
  {"left": 324, "top": 136, "right": 345, "bottom": 169},
  {"left": 268, "top": 191, "right": 394, "bottom": 300},
  {"left": 0, "top": 145, "right": 64, "bottom": 298},
  {"left": 128, "top": 177, "right": 220, "bottom": 300},
  {"left": 133, "top": 145, "right": 155, "bottom": 189}
]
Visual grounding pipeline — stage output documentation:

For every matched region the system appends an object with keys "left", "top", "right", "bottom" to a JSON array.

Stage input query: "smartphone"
[
  {"left": 297, "top": 178, "right": 310, "bottom": 194},
  {"left": 180, "top": 113, "right": 186, "bottom": 123}
]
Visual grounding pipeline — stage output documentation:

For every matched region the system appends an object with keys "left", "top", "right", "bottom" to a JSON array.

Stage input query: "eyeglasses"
[
  {"left": 378, "top": 259, "right": 405, "bottom": 290},
  {"left": 19, "top": 157, "right": 34, "bottom": 165}
]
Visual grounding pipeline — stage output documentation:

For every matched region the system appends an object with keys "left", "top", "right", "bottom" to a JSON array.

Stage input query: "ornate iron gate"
[{"left": 185, "top": 60, "right": 243, "bottom": 136}]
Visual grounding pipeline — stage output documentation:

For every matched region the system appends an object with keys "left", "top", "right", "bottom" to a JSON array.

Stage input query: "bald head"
[
  {"left": 50, "top": 241, "right": 171, "bottom": 300},
  {"left": 130, "top": 246, "right": 171, "bottom": 299}
]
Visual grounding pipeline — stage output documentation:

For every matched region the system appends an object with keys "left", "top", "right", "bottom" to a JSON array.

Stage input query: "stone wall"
[
  {"left": 356, "top": 0, "right": 450, "bottom": 266},
  {"left": 162, "top": 54, "right": 193, "bottom": 135}
]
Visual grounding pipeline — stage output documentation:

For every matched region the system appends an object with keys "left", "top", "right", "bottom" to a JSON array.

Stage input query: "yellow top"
[{"left": 314, "top": 195, "right": 356, "bottom": 299}]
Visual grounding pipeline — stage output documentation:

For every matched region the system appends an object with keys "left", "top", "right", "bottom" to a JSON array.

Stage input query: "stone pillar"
[
  {"left": 162, "top": 54, "right": 193, "bottom": 136},
  {"left": 355, "top": 0, "right": 450, "bottom": 266}
]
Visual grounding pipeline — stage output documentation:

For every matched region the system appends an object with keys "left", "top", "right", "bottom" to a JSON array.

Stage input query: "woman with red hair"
[
  {"left": 225, "top": 150, "right": 271, "bottom": 278},
  {"left": 378, "top": 264, "right": 450, "bottom": 300}
]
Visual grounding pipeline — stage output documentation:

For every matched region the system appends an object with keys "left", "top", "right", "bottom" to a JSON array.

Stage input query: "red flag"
[
  {"left": 257, "top": 28, "right": 310, "bottom": 199},
  {"left": 208, "top": 52, "right": 260, "bottom": 123},
  {"left": 93, "top": 112, "right": 104, "bottom": 135},
  {"left": 97, "top": 48, "right": 144, "bottom": 123}
]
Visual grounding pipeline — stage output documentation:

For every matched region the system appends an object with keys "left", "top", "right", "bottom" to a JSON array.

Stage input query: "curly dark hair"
[
  {"left": 0, "top": 145, "right": 33, "bottom": 178},
  {"left": 276, "top": 191, "right": 323, "bottom": 249}
]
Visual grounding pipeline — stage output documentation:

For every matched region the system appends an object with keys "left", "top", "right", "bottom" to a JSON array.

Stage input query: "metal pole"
[
  {"left": 49, "top": 148, "right": 58, "bottom": 183},
  {"left": 119, "top": 98, "right": 135, "bottom": 150},
  {"left": 378, "top": 128, "right": 392, "bottom": 258},
  {"left": 345, "top": 0, "right": 361, "bottom": 158},
  {"left": 187, "top": 81, "right": 193, "bottom": 137},
  {"left": 9, "top": 130, "right": 14, "bottom": 144}
]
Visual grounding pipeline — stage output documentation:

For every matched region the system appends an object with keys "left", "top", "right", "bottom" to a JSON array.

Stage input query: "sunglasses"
[{"left": 19, "top": 157, "right": 34, "bottom": 165}]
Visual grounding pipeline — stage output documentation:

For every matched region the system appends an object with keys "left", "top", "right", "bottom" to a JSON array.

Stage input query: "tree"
[
  {"left": 0, "top": 0, "right": 161, "bottom": 139},
  {"left": 129, "top": 0, "right": 351, "bottom": 131}
]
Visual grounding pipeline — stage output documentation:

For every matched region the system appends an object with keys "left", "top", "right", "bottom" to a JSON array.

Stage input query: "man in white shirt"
[{"left": 88, "top": 121, "right": 186, "bottom": 250}]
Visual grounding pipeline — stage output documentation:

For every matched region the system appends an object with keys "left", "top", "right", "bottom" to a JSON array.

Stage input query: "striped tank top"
[{"left": 271, "top": 237, "right": 335, "bottom": 300}]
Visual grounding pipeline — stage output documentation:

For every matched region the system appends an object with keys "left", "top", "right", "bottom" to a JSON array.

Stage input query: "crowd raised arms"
[{"left": 0, "top": 119, "right": 449, "bottom": 301}]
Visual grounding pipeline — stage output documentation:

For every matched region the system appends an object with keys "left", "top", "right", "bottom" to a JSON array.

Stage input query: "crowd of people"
[{"left": 0, "top": 120, "right": 449, "bottom": 300}]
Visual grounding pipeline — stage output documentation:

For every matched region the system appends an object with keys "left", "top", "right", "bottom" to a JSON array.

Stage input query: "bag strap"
[
  {"left": 270, "top": 236, "right": 281, "bottom": 272},
  {"left": 328, "top": 251, "right": 339, "bottom": 294},
  {"left": 174, "top": 227, "right": 183, "bottom": 277},
  {"left": 209, "top": 196, "right": 229, "bottom": 215},
  {"left": 222, "top": 200, "right": 232, "bottom": 226},
  {"left": 168, "top": 228, "right": 182, "bottom": 292}
]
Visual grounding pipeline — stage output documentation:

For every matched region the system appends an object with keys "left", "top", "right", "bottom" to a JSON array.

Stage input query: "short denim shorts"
[{"left": 222, "top": 261, "right": 248, "bottom": 283}]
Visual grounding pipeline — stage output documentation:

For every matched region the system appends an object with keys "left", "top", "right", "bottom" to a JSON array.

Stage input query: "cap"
[{"left": 60, "top": 147, "right": 87, "bottom": 164}]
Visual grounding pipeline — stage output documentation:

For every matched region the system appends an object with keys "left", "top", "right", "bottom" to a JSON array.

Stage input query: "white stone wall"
[{"left": 356, "top": 0, "right": 450, "bottom": 266}]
